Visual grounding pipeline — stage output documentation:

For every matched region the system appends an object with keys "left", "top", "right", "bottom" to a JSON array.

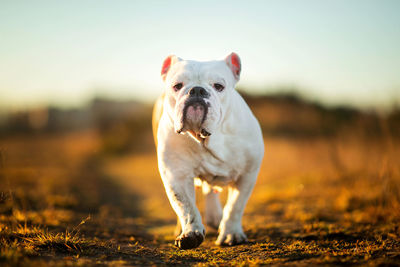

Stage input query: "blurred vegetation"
[
  {"left": 240, "top": 91, "right": 399, "bottom": 139},
  {"left": 1, "top": 92, "right": 399, "bottom": 145}
]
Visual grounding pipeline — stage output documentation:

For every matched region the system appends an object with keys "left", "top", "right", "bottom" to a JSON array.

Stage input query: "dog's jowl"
[{"left": 152, "top": 53, "right": 264, "bottom": 249}]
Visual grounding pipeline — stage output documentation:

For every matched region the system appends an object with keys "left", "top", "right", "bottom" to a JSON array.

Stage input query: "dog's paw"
[
  {"left": 215, "top": 227, "right": 248, "bottom": 246},
  {"left": 174, "top": 230, "right": 205, "bottom": 249}
]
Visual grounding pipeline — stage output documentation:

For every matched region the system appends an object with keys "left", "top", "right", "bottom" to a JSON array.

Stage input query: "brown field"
[{"left": 1, "top": 96, "right": 400, "bottom": 266}]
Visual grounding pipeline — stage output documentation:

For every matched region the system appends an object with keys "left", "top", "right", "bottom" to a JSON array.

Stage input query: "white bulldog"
[{"left": 152, "top": 53, "right": 264, "bottom": 249}]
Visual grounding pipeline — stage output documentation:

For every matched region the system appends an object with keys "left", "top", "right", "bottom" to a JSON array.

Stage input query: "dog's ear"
[
  {"left": 225, "top": 52, "right": 241, "bottom": 81},
  {"left": 161, "top": 55, "right": 181, "bottom": 81}
]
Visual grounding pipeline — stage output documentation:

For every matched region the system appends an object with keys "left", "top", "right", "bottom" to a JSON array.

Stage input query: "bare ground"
[{"left": 1, "top": 131, "right": 400, "bottom": 266}]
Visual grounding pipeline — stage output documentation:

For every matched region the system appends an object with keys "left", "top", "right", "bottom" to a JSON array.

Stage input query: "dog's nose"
[{"left": 189, "top": 87, "right": 209, "bottom": 98}]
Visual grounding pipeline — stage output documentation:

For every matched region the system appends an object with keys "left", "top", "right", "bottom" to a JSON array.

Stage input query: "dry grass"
[{"left": 1, "top": 112, "right": 400, "bottom": 265}]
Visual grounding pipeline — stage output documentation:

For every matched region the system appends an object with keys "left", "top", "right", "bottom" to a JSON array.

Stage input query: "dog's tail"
[{"left": 152, "top": 92, "right": 165, "bottom": 147}]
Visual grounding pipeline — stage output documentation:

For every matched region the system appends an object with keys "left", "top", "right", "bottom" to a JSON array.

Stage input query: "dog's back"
[{"left": 152, "top": 92, "right": 165, "bottom": 147}]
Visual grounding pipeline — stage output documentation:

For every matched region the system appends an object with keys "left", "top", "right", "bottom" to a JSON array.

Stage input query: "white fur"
[{"left": 156, "top": 55, "right": 264, "bottom": 247}]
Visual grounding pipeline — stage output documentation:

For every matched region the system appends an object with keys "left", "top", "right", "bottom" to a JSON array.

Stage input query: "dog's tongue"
[{"left": 185, "top": 103, "right": 205, "bottom": 124}]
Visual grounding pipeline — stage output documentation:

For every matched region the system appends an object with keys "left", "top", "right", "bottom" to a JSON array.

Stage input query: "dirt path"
[
  {"left": 101, "top": 137, "right": 400, "bottom": 266},
  {"left": 1, "top": 133, "right": 400, "bottom": 266}
]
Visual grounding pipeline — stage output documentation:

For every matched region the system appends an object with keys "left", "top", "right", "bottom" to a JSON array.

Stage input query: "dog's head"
[{"left": 161, "top": 53, "right": 241, "bottom": 140}]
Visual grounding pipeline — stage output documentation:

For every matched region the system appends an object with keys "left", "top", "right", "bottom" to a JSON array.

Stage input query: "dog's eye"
[
  {"left": 213, "top": 83, "right": 225, "bottom": 92},
  {"left": 173, "top": 83, "right": 183, "bottom": 91}
]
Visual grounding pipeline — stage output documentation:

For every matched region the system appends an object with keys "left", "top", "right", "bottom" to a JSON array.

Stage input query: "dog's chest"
[{"left": 195, "top": 149, "right": 241, "bottom": 186}]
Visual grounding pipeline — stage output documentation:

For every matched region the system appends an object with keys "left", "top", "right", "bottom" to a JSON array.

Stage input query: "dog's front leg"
[
  {"left": 216, "top": 170, "right": 258, "bottom": 246},
  {"left": 161, "top": 172, "right": 205, "bottom": 249}
]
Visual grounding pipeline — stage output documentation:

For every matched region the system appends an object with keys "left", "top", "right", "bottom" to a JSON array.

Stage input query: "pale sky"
[{"left": 1, "top": 0, "right": 400, "bottom": 110}]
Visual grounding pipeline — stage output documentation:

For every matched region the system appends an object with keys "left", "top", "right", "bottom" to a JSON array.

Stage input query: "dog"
[{"left": 152, "top": 53, "right": 264, "bottom": 249}]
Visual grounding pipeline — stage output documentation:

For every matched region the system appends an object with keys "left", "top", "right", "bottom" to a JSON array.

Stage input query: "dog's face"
[{"left": 161, "top": 53, "right": 241, "bottom": 139}]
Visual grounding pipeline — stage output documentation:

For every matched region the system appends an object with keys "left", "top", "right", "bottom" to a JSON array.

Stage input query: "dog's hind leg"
[{"left": 202, "top": 182, "right": 222, "bottom": 230}]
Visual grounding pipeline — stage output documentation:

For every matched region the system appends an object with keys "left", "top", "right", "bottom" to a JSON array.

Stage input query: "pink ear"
[
  {"left": 225, "top": 52, "right": 241, "bottom": 80},
  {"left": 161, "top": 55, "right": 180, "bottom": 81}
]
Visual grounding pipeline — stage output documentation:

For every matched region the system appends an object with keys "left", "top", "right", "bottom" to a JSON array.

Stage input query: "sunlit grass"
[
  {"left": 0, "top": 221, "right": 91, "bottom": 261},
  {"left": 0, "top": 118, "right": 399, "bottom": 265}
]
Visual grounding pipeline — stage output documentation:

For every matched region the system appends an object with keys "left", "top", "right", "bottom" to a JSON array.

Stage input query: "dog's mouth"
[{"left": 176, "top": 98, "right": 211, "bottom": 140}]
